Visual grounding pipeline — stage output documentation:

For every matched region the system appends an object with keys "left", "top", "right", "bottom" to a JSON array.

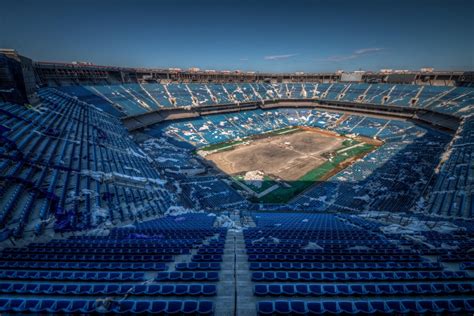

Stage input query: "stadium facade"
[{"left": 0, "top": 48, "right": 473, "bottom": 315}]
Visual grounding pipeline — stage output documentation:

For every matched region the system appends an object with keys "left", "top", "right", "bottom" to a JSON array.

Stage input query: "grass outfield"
[{"left": 258, "top": 142, "right": 377, "bottom": 203}]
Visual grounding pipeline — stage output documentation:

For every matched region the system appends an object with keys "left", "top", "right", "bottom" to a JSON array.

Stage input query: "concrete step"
[
  {"left": 214, "top": 230, "right": 237, "bottom": 316},
  {"left": 234, "top": 229, "right": 257, "bottom": 316}
]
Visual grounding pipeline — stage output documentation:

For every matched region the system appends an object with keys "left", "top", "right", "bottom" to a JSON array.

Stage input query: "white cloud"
[
  {"left": 319, "top": 47, "right": 385, "bottom": 62},
  {"left": 354, "top": 47, "right": 384, "bottom": 55},
  {"left": 264, "top": 53, "right": 298, "bottom": 61}
]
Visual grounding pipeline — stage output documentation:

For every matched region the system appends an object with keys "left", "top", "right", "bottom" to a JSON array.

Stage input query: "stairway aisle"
[
  {"left": 214, "top": 226, "right": 257, "bottom": 316},
  {"left": 235, "top": 229, "right": 257, "bottom": 316},
  {"left": 214, "top": 229, "right": 237, "bottom": 316}
]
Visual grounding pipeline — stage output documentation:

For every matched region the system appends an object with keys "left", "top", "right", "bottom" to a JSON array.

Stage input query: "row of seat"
[
  {"left": 0, "top": 283, "right": 216, "bottom": 296},
  {"left": 155, "top": 272, "right": 219, "bottom": 282},
  {"left": 0, "top": 298, "right": 213, "bottom": 314},
  {"left": 247, "top": 242, "right": 401, "bottom": 248},
  {"left": 257, "top": 299, "right": 474, "bottom": 315},
  {"left": 441, "top": 254, "right": 474, "bottom": 262},
  {"left": 248, "top": 261, "right": 441, "bottom": 271},
  {"left": 247, "top": 254, "right": 421, "bottom": 262},
  {"left": 254, "top": 283, "right": 474, "bottom": 296},
  {"left": 0, "top": 270, "right": 144, "bottom": 281},
  {"left": 101, "top": 226, "right": 223, "bottom": 233},
  {"left": 1, "top": 253, "right": 174, "bottom": 262},
  {"left": 246, "top": 248, "right": 415, "bottom": 254},
  {"left": 30, "top": 240, "right": 197, "bottom": 247},
  {"left": 246, "top": 241, "right": 399, "bottom": 247},
  {"left": 175, "top": 262, "right": 221, "bottom": 271},
  {"left": 197, "top": 248, "right": 224, "bottom": 254},
  {"left": 191, "top": 254, "right": 222, "bottom": 262},
  {"left": 246, "top": 234, "right": 396, "bottom": 240},
  {"left": 4, "top": 247, "right": 190, "bottom": 255},
  {"left": 462, "top": 262, "right": 474, "bottom": 270},
  {"left": 251, "top": 271, "right": 469, "bottom": 282},
  {"left": 0, "top": 261, "right": 167, "bottom": 271},
  {"left": 245, "top": 234, "right": 386, "bottom": 241}
]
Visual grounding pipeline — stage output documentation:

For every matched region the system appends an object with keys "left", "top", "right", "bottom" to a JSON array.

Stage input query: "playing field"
[
  {"left": 205, "top": 130, "right": 343, "bottom": 181},
  {"left": 200, "top": 127, "right": 380, "bottom": 203}
]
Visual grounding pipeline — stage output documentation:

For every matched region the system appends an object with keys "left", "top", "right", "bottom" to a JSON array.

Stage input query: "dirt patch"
[{"left": 205, "top": 129, "right": 344, "bottom": 181}]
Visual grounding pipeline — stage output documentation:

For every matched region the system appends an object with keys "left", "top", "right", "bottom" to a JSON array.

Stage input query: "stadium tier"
[
  {"left": 0, "top": 89, "right": 175, "bottom": 239},
  {"left": 0, "top": 212, "right": 473, "bottom": 314},
  {"left": 59, "top": 83, "right": 474, "bottom": 117},
  {"left": 1, "top": 58, "right": 474, "bottom": 315}
]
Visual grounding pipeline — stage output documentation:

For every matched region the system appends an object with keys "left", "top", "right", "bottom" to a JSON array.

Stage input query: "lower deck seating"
[
  {"left": 0, "top": 211, "right": 473, "bottom": 315},
  {"left": 0, "top": 213, "right": 221, "bottom": 315},
  {"left": 246, "top": 213, "right": 474, "bottom": 315}
]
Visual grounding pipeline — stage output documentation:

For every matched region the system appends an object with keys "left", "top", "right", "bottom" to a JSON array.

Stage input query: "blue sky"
[{"left": 1, "top": 0, "right": 473, "bottom": 72}]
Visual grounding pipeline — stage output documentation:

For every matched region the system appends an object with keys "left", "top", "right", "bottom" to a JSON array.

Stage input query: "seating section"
[
  {"left": 427, "top": 116, "right": 473, "bottom": 217},
  {"left": 0, "top": 89, "right": 173, "bottom": 240},
  {"left": 0, "top": 213, "right": 221, "bottom": 314},
  {"left": 159, "top": 109, "right": 341, "bottom": 148},
  {"left": 245, "top": 213, "right": 474, "bottom": 315},
  {"left": 180, "top": 176, "right": 247, "bottom": 211},
  {"left": 0, "top": 201, "right": 473, "bottom": 316},
  {"left": 59, "top": 83, "right": 474, "bottom": 118}
]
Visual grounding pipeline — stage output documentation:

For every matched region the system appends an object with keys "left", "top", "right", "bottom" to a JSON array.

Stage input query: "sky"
[{"left": 1, "top": 0, "right": 473, "bottom": 72}]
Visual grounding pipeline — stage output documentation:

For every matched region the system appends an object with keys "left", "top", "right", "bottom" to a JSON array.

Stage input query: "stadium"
[{"left": 0, "top": 0, "right": 473, "bottom": 314}]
